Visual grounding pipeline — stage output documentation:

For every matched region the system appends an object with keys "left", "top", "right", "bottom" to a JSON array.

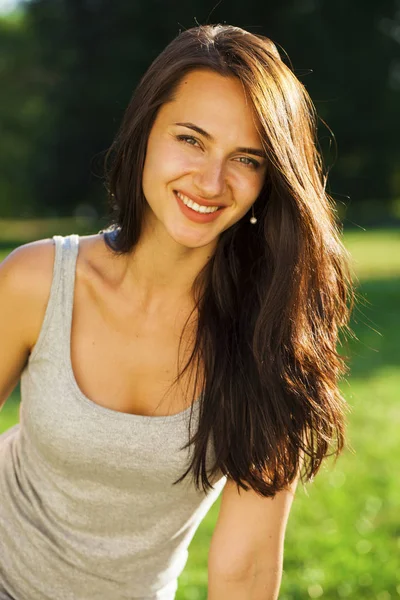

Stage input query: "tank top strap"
[{"left": 54, "top": 234, "right": 79, "bottom": 325}]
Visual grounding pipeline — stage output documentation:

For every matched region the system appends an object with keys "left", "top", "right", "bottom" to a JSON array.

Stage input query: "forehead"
[{"left": 158, "top": 69, "right": 262, "bottom": 144}]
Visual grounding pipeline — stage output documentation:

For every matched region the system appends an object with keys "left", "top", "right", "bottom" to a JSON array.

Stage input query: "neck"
[{"left": 113, "top": 222, "right": 217, "bottom": 316}]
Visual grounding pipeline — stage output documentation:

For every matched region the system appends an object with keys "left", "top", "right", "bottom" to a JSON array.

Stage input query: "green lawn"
[{"left": 1, "top": 224, "right": 399, "bottom": 599}]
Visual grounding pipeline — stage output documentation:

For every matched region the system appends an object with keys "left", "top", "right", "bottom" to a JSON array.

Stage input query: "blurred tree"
[{"left": 0, "top": 12, "right": 49, "bottom": 216}]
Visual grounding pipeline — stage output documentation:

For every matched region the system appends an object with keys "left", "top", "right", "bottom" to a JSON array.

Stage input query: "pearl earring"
[{"left": 250, "top": 204, "right": 257, "bottom": 224}]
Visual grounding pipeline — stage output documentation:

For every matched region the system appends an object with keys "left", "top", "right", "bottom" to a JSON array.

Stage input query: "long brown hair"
[{"left": 102, "top": 24, "right": 355, "bottom": 498}]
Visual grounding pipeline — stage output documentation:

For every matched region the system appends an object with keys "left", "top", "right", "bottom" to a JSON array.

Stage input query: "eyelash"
[{"left": 176, "top": 135, "right": 261, "bottom": 170}]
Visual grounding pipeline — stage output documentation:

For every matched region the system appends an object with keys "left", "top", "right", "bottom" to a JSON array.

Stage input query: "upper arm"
[
  {"left": 0, "top": 239, "right": 55, "bottom": 409},
  {"left": 208, "top": 473, "right": 300, "bottom": 581}
]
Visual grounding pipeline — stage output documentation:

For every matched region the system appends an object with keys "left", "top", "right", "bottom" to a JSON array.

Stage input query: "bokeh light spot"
[{"left": 308, "top": 583, "right": 324, "bottom": 598}]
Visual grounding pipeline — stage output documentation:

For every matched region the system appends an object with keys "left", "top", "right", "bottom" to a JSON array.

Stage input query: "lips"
[
  {"left": 174, "top": 189, "right": 225, "bottom": 223},
  {"left": 174, "top": 189, "right": 227, "bottom": 208}
]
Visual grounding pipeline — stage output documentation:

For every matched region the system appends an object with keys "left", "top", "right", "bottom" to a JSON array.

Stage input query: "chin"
[{"left": 169, "top": 224, "right": 219, "bottom": 249}]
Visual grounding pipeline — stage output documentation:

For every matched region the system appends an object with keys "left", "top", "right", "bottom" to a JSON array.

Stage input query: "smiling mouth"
[{"left": 174, "top": 190, "right": 223, "bottom": 214}]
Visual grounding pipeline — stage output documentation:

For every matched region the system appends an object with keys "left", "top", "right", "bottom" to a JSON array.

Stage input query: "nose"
[{"left": 192, "top": 158, "right": 227, "bottom": 199}]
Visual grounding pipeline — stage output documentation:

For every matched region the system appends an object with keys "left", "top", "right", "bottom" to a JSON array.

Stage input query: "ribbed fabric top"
[{"left": 0, "top": 234, "right": 227, "bottom": 600}]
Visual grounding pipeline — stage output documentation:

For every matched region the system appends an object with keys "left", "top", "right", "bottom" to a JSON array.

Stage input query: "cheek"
[
  {"left": 230, "top": 172, "right": 263, "bottom": 205},
  {"left": 144, "top": 139, "right": 195, "bottom": 184}
]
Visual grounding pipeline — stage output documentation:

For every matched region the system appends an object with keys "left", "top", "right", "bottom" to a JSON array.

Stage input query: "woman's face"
[{"left": 142, "top": 68, "right": 268, "bottom": 249}]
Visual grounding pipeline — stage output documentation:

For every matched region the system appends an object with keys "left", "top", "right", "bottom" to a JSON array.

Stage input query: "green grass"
[
  {"left": 344, "top": 228, "right": 400, "bottom": 281},
  {"left": 1, "top": 224, "right": 399, "bottom": 599}
]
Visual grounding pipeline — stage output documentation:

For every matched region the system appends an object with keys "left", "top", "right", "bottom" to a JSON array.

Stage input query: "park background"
[{"left": 0, "top": 0, "right": 399, "bottom": 598}]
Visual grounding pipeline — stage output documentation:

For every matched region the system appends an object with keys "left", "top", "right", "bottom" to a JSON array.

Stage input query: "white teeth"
[{"left": 176, "top": 191, "right": 220, "bottom": 214}]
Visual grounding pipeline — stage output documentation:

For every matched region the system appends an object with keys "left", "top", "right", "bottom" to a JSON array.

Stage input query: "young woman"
[{"left": 0, "top": 24, "right": 354, "bottom": 600}]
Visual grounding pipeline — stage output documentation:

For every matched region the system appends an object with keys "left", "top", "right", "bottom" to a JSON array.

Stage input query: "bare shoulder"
[
  {"left": 0, "top": 238, "right": 56, "bottom": 350},
  {"left": 1, "top": 236, "right": 55, "bottom": 269},
  {"left": 1, "top": 237, "right": 55, "bottom": 295}
]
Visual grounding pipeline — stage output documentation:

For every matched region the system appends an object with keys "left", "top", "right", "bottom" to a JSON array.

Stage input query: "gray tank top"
[{"left": 0, "top": 234, "right": 227, "bottom": 600}]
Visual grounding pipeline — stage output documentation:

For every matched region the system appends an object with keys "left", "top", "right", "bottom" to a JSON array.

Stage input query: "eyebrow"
[{"left": 174, "top": 122, "right": 267, "bottom": 160}]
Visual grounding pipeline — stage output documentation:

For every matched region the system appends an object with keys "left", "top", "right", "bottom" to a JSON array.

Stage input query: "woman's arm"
[
  {"left": 207, "top": 560, "right": 282, "bottom": 600},
  {"left": 0, "top": 240, "right": 54, "bottom": 410},
  {"left": 207, "top": 474, "right": 299, "bottom": 599}
]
